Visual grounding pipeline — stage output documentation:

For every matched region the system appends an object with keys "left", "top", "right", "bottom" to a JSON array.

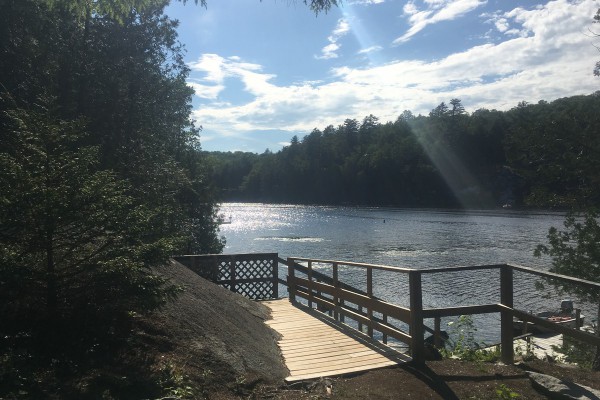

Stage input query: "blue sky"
[{"left": 165, "top": 0, "right": 599, "bottom": 153}]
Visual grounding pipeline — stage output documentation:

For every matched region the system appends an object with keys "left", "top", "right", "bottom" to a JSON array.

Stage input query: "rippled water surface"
[{"left": 218, "top": 203, "right": 593, "bottom": 344}]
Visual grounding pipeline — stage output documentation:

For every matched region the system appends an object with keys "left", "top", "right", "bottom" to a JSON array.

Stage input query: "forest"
[{"left": 205, "top": 94, "right": 600, "bottom": 210}]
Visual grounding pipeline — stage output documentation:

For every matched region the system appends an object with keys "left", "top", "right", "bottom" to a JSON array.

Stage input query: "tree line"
[{"left": 206, "top": 94, "right": 600, "bottom": 210}]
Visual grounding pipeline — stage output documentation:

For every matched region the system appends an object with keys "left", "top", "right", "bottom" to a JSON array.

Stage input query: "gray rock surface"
[
  {"left": 527, "top": 371, "right": 600, "bottom": 400},
  {"left": 153, "top": 260, "right": 288, "bottom": 383}
]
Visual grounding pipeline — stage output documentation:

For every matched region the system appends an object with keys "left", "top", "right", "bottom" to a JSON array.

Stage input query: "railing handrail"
[
  {"left": 286, "top": 258, "right": 600, "bottom": 290},
  {"left": 288, "top": 256, "right": 413, "bottom": 273},
  {"left": 418, "top": 264, "right": 505, "bottom": 273},
  {"left": 508, "top": 263, "right": 600, "bottom": 291}
]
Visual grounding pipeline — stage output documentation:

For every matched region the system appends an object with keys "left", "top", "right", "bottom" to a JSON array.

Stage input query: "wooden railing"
[
  {"left": 174, "top": 253, "right": 279, "bottom": 300},
  {"left": 285, "top": 257, "right": 600, "bottom": 365}
]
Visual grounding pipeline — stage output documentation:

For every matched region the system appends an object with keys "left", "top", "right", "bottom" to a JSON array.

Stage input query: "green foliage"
[
  {"left": 505, "top": 96, "right": 600, "bottom": 208},
  {"left": 534, "top": 210, "right": 600, "bottom": 303},
  {"left": 513, "top": 337, "right": 536, "bottom": 361},
  {"left": 0, "top": 100, "right": 180, "bottom": 322},
  {"left": 159, "top": 361, "right": 197, "bottom": 399},
  {"left": 303, "top": 0, "right": 340, "bottom": 14},
  {"left": 0, "top": 0, "right": 224, "bottom": 257},
  {"left": 495, "top": 384, "right": 520, "bottom": 399},
  {"left": 535, "top": 209, "right": 600, "bottom": 369},
  {"left": 441, "top": 315, "right": 501, "bottom": 362},
  {"left": 0, "top": 0, "right": 224, "bottom": 346},
  {"left": 553, "top": 335, "right": 597, "bottom": 369},
  {"left": 43, "top": 0, "right": 175, "bottom": 22}
]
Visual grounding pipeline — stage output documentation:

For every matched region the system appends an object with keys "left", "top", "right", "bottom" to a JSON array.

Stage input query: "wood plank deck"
[{"left": 262, "top": 299, "right": 411, "bottom": 382}]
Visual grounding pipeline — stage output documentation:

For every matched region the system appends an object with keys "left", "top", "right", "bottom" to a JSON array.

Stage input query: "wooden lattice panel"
[
  {"left": 174, "top": 253, "right": 279, "bottom": 300},
  {"left": 237, "top": 280, "right": 274, "bottom": 300}
]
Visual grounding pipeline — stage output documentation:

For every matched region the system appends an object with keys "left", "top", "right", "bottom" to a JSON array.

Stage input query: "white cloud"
[
  {"left": 319, "top": 43, "right": 341, "bottom": 59},
  {"left": 191, "top": 0, "right": 599, "bottom": 148},
  {"left": 494, "top": 17, "right": 509, "bottom": 33},
  {"left": 332, "top": 19, "right": 350, "bottom": 37},
  {"left": 403, "top": 2, "right": 420, "bottom": 16},
  {"left": 394, "top": 0, "right": 488, "bottom": 44},
  {"left": 188, "top": 54, "right": 275, "bottom": 100},
  {"left": 358, "top": 45, "right": 383, "bottom": 54},
  {"left": 348, "top": 0, "right": 385, "bottom": 4},
  {"left": 316, "top": 18, "right": 350, "bottom": 60},
  {"left": 187, "top": 80, "right": 224, "bottom": 100}
]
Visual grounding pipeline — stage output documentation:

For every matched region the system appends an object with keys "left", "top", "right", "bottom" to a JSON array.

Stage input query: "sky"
[{"left": 164, "top": 0, "right": 600, "bottom": 153}]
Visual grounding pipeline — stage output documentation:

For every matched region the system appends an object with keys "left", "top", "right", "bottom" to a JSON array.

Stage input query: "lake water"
[{"left": 218, "top": 203, "right": 593, "bottom": 345}]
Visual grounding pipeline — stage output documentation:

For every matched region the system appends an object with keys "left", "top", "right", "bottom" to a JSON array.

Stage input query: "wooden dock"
[
  {"left": 263, "top": 299, "right": 411, "bottom": 382},
  {"left": 514, "top": 333, "right": 566, "bottom": 362}
]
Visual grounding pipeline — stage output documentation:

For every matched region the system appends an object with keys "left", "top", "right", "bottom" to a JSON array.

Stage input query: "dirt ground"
[{"left": 243, "top": 359, "right": 600, "bottom": 400}]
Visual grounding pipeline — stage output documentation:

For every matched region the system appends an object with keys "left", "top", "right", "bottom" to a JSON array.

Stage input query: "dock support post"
[
  {"left": 500, "top": 264, "right": 514, "bottom": 364},
  {"left": 409, "top": 270, "right": 424, "bottom": 365}
]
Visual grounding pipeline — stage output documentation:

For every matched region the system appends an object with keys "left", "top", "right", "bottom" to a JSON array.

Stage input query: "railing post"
[
  {"left": 213, "top": 255, "right": 221, "bottom": 283},
  {"left": 383, "top": 314, "right": 388, "bottom": 344},
  {"left": 367, "top": 268, "right": 373, "bottom": 338},
  {"left": 409, "top": 270, "right": 424, "bottom": 365},
  {"left": 308, "top": 261, "right": 313, "bottom": 309},
  {"left": 333, "top": 262, "right": 339, "bottom": 321},
  {"left": 273, "top": 254, "right": 279, "bottom": 299},
  {"left": 287, "top": 257, "right": 296, "bottom": 304},
  {"left": 358, "top": 306, "right": 363, "bottom": 333},
  {"left": 500, "top": 264, "right": 514, "bottom": 364},
  {"left": 230, "top": 256, "right": 236, "bottom": 293}
]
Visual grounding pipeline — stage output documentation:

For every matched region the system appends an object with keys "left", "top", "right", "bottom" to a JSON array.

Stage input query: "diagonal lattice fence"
[{"left": 174, "top": 253, "right": 279, "bottom": 300}]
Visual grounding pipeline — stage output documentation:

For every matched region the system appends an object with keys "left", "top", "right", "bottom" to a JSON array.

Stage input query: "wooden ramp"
[{"left": 262, "top": 299, "right": 411, "bottom": 382}]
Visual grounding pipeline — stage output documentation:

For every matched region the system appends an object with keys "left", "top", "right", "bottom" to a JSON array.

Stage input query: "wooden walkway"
[{"left": 262, "top": 299, "right": 411, "bottom": 382}]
